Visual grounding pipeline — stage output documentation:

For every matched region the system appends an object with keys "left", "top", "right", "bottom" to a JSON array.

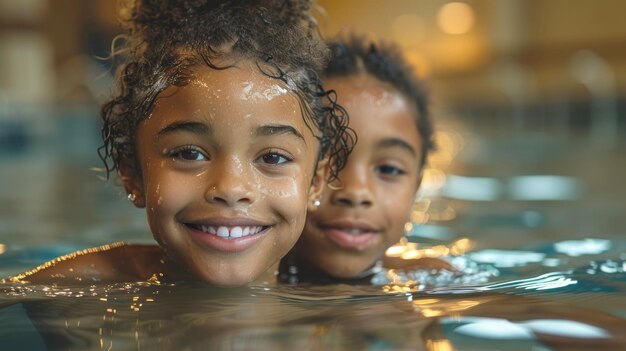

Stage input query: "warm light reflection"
[
  {"left": 400, "top": 245, "right": 450, "bottom": 260},
  {"left": 404, "top": 222, "right": 413, "bottom": 233},
  {"left": 413, "top": 199, "right": 431, "bottom": 212},
  {"left": 437, "top": 2, "right": 475, "bottom": 35},
  {"left": 421, "top": 308, "right": 444, "bottom": 317},
  {"left": 0, "top": 243, "right": 5, "bottom": 255},
  {"left": 401, "top": 249, "right": 422, "bottom": 260},
  {"left": 413, "top": 298, "right": 481, "bottom": 317},
  {"left": 434, "top": 130, "right": 463, "bottom": 157},
  {"left": 386, "top": 236, "right": 475, "bottom": 260},
  {"left": 426, "top": 339, "right": 454, "bottom": 351},
  {"left": 410, "top": 210, "right": 430, "bottom": 224},
  {"left": 386, "top": 240, "right": 413, "bottom": 257},
  {"left": 428, "top": 152, "right": 453, "bottom": 168},
  {"left": 427, "top": 204, "right": 456, "bottom": 221},
  {"left": 450, "top": 238, "right": 473, "bottom": 255},
  {"left": 420, "top": 168, "right": 447, "bottom": 192},
  {"left": 386, "top": 244, "right": 408, "bottom": 257},
  {"left": 412, "top": 298, "right": 440, "bottom": 305},
  {"left": 382, "top": 283, "right": 417, "bottom": 293}
]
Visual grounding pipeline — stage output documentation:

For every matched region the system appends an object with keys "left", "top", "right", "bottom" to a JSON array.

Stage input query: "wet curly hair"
[
  {"left": 325, "top": 36, "right": 434, "bottom": 166},
  {"left": 98, "top": 0, "right": 355, "bottom": 181}
]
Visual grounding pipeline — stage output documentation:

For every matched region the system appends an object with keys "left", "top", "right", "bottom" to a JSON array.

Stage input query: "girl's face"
[
  {"left": 127, "top": 63, "right": 324, "bottom": 287},
  {"left": 298, "top": 74, "right": 423, "bottom": 278}
]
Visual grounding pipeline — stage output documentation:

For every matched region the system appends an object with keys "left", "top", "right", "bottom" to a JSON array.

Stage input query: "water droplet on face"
[{"left": 239, "top": 81, "right": 288, "bottom": 102}]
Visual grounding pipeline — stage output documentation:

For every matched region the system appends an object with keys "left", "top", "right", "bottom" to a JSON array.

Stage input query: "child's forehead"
[
  {"left": 327, "top": 74, "right": 410, "bottom": 111},
  {"left": 189, "top": 63, "right": 293, "bottom": 98},
  {"left": 143, "top": 63, "right": 306, "bottom": 132},
  {"left": 149, "top": 63, "right": 300, "bottom": 116}
]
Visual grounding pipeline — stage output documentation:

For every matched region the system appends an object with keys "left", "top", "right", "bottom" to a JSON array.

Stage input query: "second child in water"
[{"left": 283, "top": 36, "right": 449, "bottom": 283}]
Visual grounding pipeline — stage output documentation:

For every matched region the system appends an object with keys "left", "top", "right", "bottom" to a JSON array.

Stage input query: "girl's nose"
[
  {"left": 330, "top": 166, "right": 374, "bottom": 208},
  {"left": 204, "top": 159, "right": 255, "bottom": 207}
]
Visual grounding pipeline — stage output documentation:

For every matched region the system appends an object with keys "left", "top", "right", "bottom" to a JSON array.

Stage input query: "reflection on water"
[
  {"left": 554, "top": 238, "right": 611, "bottom": 256},
  {"left": 469, "top": 249, "right": 546, "bottom": 268},
  {"left": 1, "top": 117, "right": 626, "bottom": 349},
  {"left": 1, "top": 278, "right": 625, "bottom": 350}
]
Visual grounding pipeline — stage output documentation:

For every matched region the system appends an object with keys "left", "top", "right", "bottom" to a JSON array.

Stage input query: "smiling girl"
[
  {"left": 8, "top": 0, "right": 353, "bottom": 287},
  {"left": 282, "top": 37, "right": 448, "bottom": 283}
]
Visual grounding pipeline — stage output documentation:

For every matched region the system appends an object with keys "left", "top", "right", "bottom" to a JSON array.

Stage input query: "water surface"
[{"left": 1, "top": 116, "right": 625, "bottom": 350}]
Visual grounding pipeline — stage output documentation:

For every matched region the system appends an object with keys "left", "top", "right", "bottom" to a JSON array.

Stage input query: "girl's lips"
[
  {"left": 320, "top": 224, "right": 380, "bottom": 251},
  {"left": 184, "top": 223, "right": 271, "bottom": 253}
]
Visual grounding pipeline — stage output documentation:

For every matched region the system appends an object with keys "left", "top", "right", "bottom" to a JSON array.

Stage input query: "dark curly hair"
[
  {"left": 325, "top": 36, "right": 434, "bottom": 166},
  {"left": 98, "top": 0, "right": 355, "bottom": 181}
]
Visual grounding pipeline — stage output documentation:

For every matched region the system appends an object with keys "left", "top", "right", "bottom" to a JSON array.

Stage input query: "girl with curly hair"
[
  {"left": 9, "top": 0, "right": 354, "bottom": 287},
  {"left": 281, "top": 36, "right": 449, "bottom": 284}
]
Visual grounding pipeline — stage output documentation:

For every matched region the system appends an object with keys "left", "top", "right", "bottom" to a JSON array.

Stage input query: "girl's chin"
[
  {"left": 184, "top": 255, "right": 277, "bottom": 287},
  {"left": 319, "top": 254, "right": 380, "bottom": 279},
  {"left": 191, "top": 267, "right": 258, "bottom": 287}
]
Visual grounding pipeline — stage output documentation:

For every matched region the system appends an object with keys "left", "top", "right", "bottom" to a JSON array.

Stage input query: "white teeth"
[
  {"left": 217, "top": 226, "right": 229, "bottom": 237},
  {"left": 230, "top": 226, "right": 243, "bottom": 238},
  {"left": 194, "top": 225, "right": 265, "bottom": 239},
  {"left": 349, "top": 229, "right": 363, "bottom": 235}
]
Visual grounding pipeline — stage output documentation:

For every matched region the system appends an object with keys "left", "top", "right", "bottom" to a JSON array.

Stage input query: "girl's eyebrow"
[
  {"left": 377, "top": 138, "right": 417, "bottom": 157},
  {"left": 158, "top": 121, "right": 212, "bottom": 136},
  {"left": 254, "top": 124, "right": 306, "bottom": 144}
]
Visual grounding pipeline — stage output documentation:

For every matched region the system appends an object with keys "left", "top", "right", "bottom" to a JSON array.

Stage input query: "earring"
[
  {"left": 313, "top": 199, "right": 321, "bottom": 208},
  {"left": 127, "top": 193, "right": 137, "bottom": 202}
]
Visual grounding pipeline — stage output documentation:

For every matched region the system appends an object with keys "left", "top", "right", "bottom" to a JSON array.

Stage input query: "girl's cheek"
[
  {"left": 381, "top": 182, "right": 416, "bottom": 217},
  {"left": 259, "top": 176, "right": 300, "bottom": 199},
  {"left": 259, "top": 172, "right": 309, "bottom": 219},
  {"left": 147, "top": 173, "right": 191, "bottom": 213}
]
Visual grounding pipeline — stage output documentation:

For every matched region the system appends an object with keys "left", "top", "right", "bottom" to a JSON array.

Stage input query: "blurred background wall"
[{"left": 1, "top": 0, "right": 625, "bottom": 145}]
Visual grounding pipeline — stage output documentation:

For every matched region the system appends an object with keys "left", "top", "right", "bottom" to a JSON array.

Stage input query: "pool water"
[{"left": 1, "top": 115, "right": 625, "bottom": 350}]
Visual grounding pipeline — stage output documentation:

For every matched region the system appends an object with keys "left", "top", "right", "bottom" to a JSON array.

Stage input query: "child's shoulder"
[{"left": 6, "top": 243, "right": 169, "bottom": 284}]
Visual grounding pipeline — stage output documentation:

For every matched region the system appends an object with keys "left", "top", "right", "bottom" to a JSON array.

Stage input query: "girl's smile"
[
  {"left": 128, "top": 62, "right": 324, "bottom": 287},
  {"left": 183, "top": 215, "right": 273, "bottom": 252}
]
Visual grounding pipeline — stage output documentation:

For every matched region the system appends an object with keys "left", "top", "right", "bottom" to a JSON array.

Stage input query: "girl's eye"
[
  {"left": 171, "top": 148, "right": 207, "bottom": 161},
  {"left": 257, "top": 152, "right": 291, "bottom": 165},
  {"left": 376, "top": 165, "right": 405, "bottom": 176}
]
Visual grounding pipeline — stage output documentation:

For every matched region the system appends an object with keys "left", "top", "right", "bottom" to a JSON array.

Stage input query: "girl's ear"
[
  {"left": 120, "top": 164, "right": 146, "bottom": 208},
  {"left": 307, "top": 158, "right": 330, "bottom": 212}
]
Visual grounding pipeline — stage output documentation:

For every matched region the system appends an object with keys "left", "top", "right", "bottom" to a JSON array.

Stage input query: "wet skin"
[
  {"left": 125, "top": 62, "right": 325, "bottom": 287},
  {"left": 295, "top": 73, "right": 426, "bottom": 278},
  {"left": 13, "top": 61, "right": 326, "bottom": 287}
]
